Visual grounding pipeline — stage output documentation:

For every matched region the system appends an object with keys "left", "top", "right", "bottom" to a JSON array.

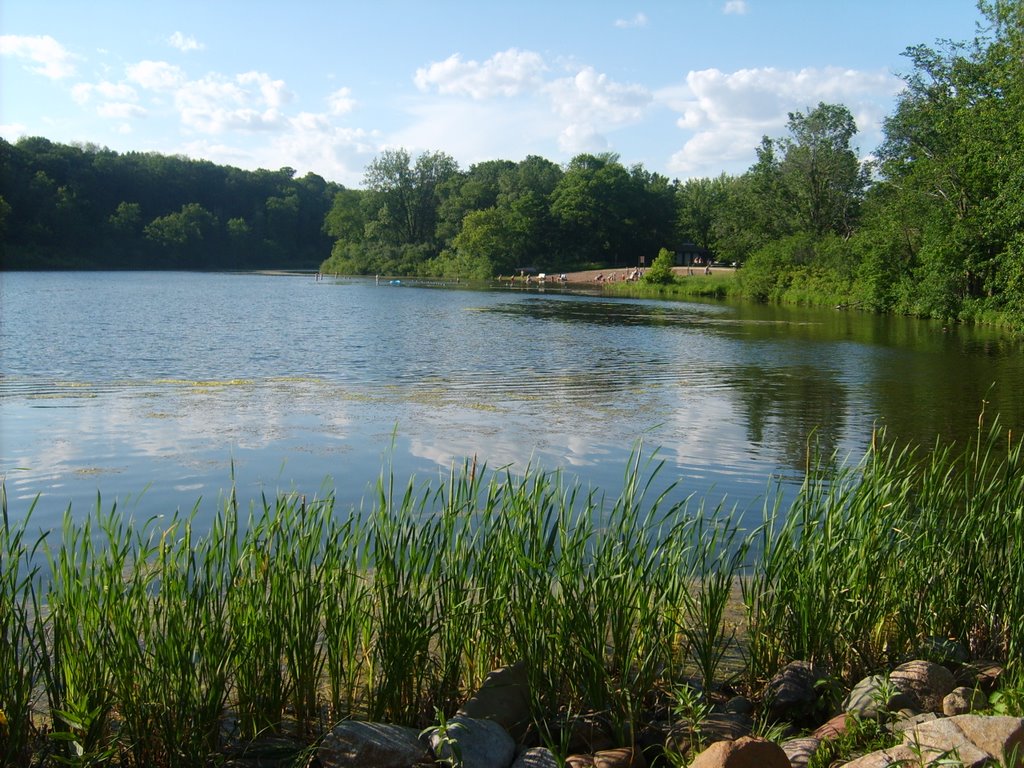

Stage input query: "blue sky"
[{"left": 2, "top": 1, "right": 985, "bottom": 187}]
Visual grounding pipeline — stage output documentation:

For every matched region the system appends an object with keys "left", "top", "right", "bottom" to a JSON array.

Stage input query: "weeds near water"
[{"left": 2, "top": 419, "right": 1024, "bottom": 765}]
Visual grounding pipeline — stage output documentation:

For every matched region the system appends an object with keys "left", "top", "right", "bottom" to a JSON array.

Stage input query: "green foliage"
[
  {"left": 643, "top": 247, "right": 677, "bottom": 285},
  {"left": 0, "top": 138, "right": 339, "bottom": 269},
  {"left": 3, "top": 419, "right": 1024, "bottom": 762}
]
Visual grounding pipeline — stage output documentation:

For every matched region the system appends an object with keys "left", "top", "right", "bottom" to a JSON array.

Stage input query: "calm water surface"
[{"left": 2, "top": 271, "right": 1023, "bottom": 530}]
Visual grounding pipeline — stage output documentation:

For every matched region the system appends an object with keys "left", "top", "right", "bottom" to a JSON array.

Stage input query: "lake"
[{"left": 2, "top": 270, "right": 1023, "bottom": 531}]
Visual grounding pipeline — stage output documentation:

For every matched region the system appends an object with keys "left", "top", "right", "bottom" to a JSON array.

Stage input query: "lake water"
[{"left": 2, "top": 270, "right": 1023, "bottom": 531}]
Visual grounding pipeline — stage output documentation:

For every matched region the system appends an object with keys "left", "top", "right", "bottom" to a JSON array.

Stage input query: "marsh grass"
[{"left": 2, "top": 422, "right": 1023, "bottom": 765}]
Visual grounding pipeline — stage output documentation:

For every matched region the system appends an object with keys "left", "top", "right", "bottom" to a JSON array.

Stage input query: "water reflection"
[{"left": 2, "top": 272, "right": 1023, "bottom": 530}]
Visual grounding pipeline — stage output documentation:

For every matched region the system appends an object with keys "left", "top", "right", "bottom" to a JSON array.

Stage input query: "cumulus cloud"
[
  {"left": 181, "top": 114, "right": 376, "bottom": 186},
  {"left": 722, "top": 1, "right": 749, "bottom": 15},
  {"left": 126, "top": 60, "right": 187, "bottom": 90},
  {"left": 614, "top": 13, "right": 649, "bottom": 29},
  {"left": 661, "top": 65, "right": 901, "bottom": 177},
  {"left": 0, "top": 34, "right": 77, "bottom": 78},
  {"left": 168, "top": 32, "right": 204, "bottom": 52},
  {"left": 414, "top": 48, "right": 547, "bottom": 99},
  {"left": 174, "top": 72, "right": 292, "bottom": 133},
  {"left": 410, "top": 47, "right": 653, "bottom": 160},
  {"left": 96, "top": 102, "right": 147, "bottom": 120},
  {"left": 546, "top": 66, "right": 652, "bottom": 152},
  {"left": 327, "top": 87, "right": 356, "bottom": 116},
  {"left": 71, "top": 80, "right": 139, "bottom": 105}
]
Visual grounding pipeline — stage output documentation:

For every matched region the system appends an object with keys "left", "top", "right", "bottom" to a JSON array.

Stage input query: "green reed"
[
  {"left": 3, "top": 421, "right": 1023, "bottom": 765},
  {"left": 742, "top": 414, "right": 1024, "bottom": 687},
  {"left": 1, "top": 491, "right": 44, "bottom": 767}
]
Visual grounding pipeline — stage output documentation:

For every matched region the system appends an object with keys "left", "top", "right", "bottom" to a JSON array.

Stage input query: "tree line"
[
  {"left": 0, "top": 138, "right": 339, "bottom": 269},
  {"left": 1, "top": 2, "right": 1021, "bottom": 326}
]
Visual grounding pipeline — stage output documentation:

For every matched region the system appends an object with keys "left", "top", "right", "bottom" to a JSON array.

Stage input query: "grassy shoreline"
[{"left": 2, "top": 421, "right": 1023, "bottom": 765}]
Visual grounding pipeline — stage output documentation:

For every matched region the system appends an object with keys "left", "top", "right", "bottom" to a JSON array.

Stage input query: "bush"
[{"left": 643, "top": 248, "right": 677, "bottom": 285}]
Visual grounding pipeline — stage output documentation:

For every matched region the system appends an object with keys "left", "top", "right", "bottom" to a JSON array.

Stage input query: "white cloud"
[
  {"left": 126, "top": 60, "right": 186, "bottom": 90},
  {"left": 71, "top": 81, "right": 138, "bottom": 105},
  {"left": 326, "top": 87, "right": 356, "bottom": 116},
  {"left": 414, "top": 48, "right": 547, "bottom": 99},
  {"left": 237, "top": 71, "right": 292, "bottom": 109},
  {"left": 0, "top": 122, "right": 29, "bottom": 141},
  {"left": 661, "top": 65, "right": 901, "bottom": 177},
  {"left": 168, "top": 32, "right": 204, "bottom": 52},
  {"left": 614, "top": 13, "right": 649, "bottom": 29},
  {"left": 546, "top": 66, "right": 652, "bottom": 152},
  {"left": 96, "top": 102, "right": 147, "bottom": 120},
  {"left": 174, "top": 73, "right": 289, "bottom": 133},
  {"left": 723, "top": 1, "right": 749, "bottom": 15},
  {"left": 181, "top": 114, "right": 376, "bottom": 186},
  {"left": 387, "top": 98, "right": 555, "bottom": 165},
  {"left": 0, "top": 34, "right": 77, "bottom": 78}
]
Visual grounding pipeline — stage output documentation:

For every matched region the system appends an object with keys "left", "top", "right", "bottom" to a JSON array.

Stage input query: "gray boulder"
[
  {"left": 762, "top": 660, "right": 826, "bottom": 725},
  {"left": 781, "top": 736, "right": 821, "bottom": 768},
  {"left": 458, "top": 661, "right": 532, "bottom": 740},
  {"left": 317, "top": 721, "right": 430, "bottom": 768},
  {"left": 427, "top": 715, "right": 516, "bottom": 768}
]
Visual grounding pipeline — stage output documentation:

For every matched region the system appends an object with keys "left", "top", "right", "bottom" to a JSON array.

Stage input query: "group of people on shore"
[{"left": 595, "top": 268, "right": 644, "bottom": 282}]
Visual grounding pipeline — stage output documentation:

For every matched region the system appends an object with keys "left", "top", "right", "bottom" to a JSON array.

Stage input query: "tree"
[
  {"left": 777, "top": 103, "right": 867, "bottom": 237},
  {"left": 677, "top": 175, "right": 727, "bottom": 251},
  {"left": 550, "top": 153, "right": 635, "bottom": 265},
  {"left": 144, "top": 203, "right": 218, "bottom": 266},
  {"left": 362, "top": 148, "right": 459, "bottom": 250},
  {"left": 643, "top": 248, "right": 677, "bottom": 284},
  {"left": 870, "top": 1, "right": 1024, "bottom": 319}
]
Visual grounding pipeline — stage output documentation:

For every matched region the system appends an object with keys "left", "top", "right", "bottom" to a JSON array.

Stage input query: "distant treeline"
[
  {"left": 1, "top": 3, "right": 1021, "bottom": 327},
  {"left": 0, "top": 138, "right": 339, "bottom": 270}
]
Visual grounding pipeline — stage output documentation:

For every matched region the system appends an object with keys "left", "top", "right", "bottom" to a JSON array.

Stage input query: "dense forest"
[
  {"left": 0, "top": 139, "right": 339, "bottom": 270},
  {"left": 1, "top": 2, "right": 1021, "bottom": 327}
]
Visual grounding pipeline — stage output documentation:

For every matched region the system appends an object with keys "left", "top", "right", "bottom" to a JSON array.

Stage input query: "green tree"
[
  {"left": 643, "top": 248, "right": 677, "bottom": 284},
  {"left": 870, "top": 1, "right": 1024, "bottom": 321},
  {"left": 144, "top": 203, "right": 218, "bottom": 266},
  {"left": 550, "top": 153, "right": 635, "bottom": 266},
  {"left": 776, "top": 102, "right": 868, "bottom": 237},
  {"left": 362, "top": 148, "right": 459, "bottom": 250},
  {"left": 677, "top": 175, "right": 727, "bottom": 251}
]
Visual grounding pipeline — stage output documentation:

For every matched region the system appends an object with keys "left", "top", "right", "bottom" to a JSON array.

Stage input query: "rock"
[
  {"left": 889, "top": 659, "right": 955, "bottom": 713},
  {"left": 943, "top": 686, "right": 988, "bottom": 716},
  {"left": 762, "top": 661, "right": 826, "bottom": 726},
  {"left": 511, "top": 746, "right": 561, "bottom": 768},
  {"left": 566, "top": 756, "right": 596, "bottom": 768},
  {"left": 901, "top": 717, "right": 994, "bottom": 767},
  {"left": 688, "top": 736, "right": 791, "bottom": 768},
  {"left": 955, "top": 660, "right": 1005, "bottom": 692},
  {"left": 780, "top": 736, "right": 821, "bottom": 768},
  {"left": 427, "top": 715, "right": 516, "bottom": 768},
  {"left": 856, "top": 715, "right": 1024, "bottom": 768},
  {"left": 812, "top": 713, "right": 851, "bottom": 741},
  {"left": 843, "top": 674, "right": 913, "bottom": 720},
  {"left": 842, "top": 744, "right": 926, "bottom": 768},
  {"left": 458, "top": 661, "right": 532, "bottom": 740},
  {"left": 593, "top": 746, "right": 646, "bottom": 767},
  {"left": 317, "top": 721, "right": 430, "bottom": 768},
  {"left": 843, "top": 675, "right": 881, "bottom": 717},
  {"left": 888, "top": 711, "right": 939, "bottom": 736},
  {"left": 665, "top": 712, "right": 753, "bottom": 757},
  {"left": 945, "top": 715, "right": 1024, "bottom": 767},
  {"left": 723, "top": 696, "right": 753, "bottom": 715}
]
